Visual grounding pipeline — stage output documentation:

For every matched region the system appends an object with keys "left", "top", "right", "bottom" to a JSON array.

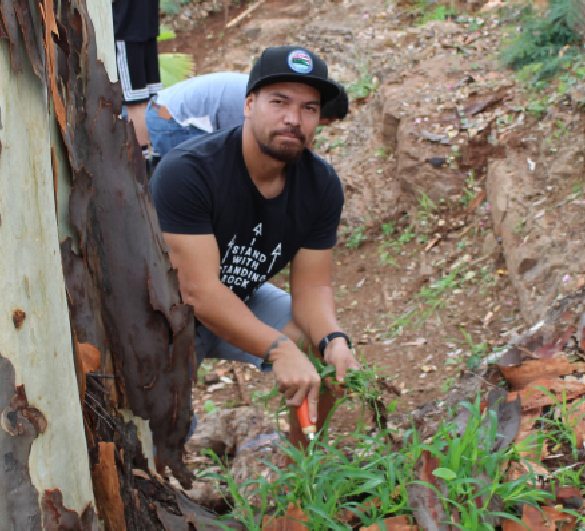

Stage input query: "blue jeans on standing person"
[{"left": 145, "top": 96, "right": 206, "bottom": 157}]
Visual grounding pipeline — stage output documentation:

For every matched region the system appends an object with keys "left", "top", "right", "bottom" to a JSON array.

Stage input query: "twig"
[
  {"left": 232, "top": 363, "right": 251, "bottom": 405},
  {"left": 226, "top": 0, "right": 266, "bottom": 28},
  {"left": 424, "top": 233, "right": 441, "bottom": 252},
  {"left": 468, "top": 371, "right": 497, "bottom": 389}
]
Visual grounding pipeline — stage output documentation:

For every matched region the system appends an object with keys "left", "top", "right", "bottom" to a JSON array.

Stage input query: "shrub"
[{"left": 501, "top": 0, "right": 585, "bottom": 81}]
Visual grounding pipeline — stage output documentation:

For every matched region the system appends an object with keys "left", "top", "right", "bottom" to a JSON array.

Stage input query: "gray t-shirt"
[{"left": 155, "top": 72, "right": 247, "bottom": 133}]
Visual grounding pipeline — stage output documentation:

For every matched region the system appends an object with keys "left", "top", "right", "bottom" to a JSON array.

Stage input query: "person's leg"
[
  {"left": 116, "top": 40, "right": 150, "bottom": 146},
  {"left": 195, "top": 283, "right": 293, "bottom": 370},
  {"left": 126, "top": 103, "right": 150, "bottom": 147},
  {"left": 144, "top": 37, "right": 162, "bottom": 98}
]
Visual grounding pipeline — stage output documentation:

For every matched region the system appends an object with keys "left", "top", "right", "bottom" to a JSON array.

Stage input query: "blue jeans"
[
  {"left": 145, "top": 97, "right": 206, "bottom": 157},
  {"left": 186, "top": 283, "right": 292, "bottom": 440}
]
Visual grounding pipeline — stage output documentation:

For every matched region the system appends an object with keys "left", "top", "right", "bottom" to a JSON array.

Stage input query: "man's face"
[{"left": 245, "top": 82, "right": 321, "bottom": 163}]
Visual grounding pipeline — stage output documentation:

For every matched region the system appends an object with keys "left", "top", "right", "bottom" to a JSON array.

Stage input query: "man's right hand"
[{"left": 268, "top": 337, "right": 321, "bottom": 423}]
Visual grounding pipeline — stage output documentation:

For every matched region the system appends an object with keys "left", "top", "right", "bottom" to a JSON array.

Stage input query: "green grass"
[
  {"left": 344, "top": 225, "right": 367, "bottom": 250},
  {"left": 201, "top": 390, "right": 578, "bottom": 529},
  {"left": 532, "top": 386, "right": 585, "bottom": 460},
  {"left": 418, "top": 4, "right": 456, "bottom": 25},
  {"left": 347, "top": 58, "right": 378, "bottom": 101},
  {"left": 445, "top": 328, "right": 490, "bottom": 371}
]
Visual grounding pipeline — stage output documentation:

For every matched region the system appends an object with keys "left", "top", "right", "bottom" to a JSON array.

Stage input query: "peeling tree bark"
[
  {"left": 45, "top": 0, "right": 195, "bottom": 487},
  {"left": 0, "top": 2, "right": 96, "bottom": 524},
  {"left": 0, "top": 0, "right": 244, "bottom": 528}
]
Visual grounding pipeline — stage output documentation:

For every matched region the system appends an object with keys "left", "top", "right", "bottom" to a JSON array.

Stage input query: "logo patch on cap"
[{"left": 287, "top": 50, "right": 313, "bottom": 74}]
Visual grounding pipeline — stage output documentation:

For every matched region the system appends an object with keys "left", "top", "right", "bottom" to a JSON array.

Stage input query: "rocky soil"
[{"left": 159, "top": 0, "right": 585, "bottom": 507}]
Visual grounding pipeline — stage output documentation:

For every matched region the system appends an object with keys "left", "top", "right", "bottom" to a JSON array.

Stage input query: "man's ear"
[{"left": 244, "top": 93, "right": 255, "bottom": 118}]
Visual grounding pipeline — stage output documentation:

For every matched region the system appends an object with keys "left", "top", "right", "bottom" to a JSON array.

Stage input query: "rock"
[
  {"left": 549, "top": 146, "right": 585, "bottom": 183},
  {"left": 487, "top": 150, "right": 585, "bottom": 325},
  {"left": 381, "top": 106, "right": 400, "bottom": 152},
  {"left": 204, "top": 372, "right": 220, "bottom": 385},
  {"left": 481, "top": 232, "right": 500, "bottom": 257},
  {"left": 186, "top": 407, "right": 278, "bottom": 457}
]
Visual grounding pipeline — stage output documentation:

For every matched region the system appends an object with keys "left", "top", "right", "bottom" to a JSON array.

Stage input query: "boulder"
[{"left": 487, "top": 146, "right": 585, "bottom": 325}]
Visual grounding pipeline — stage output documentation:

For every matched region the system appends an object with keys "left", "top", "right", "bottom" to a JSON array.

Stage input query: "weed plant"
[
  {"left": 532, "top": 386, "right": 585, "bottom": 460},
  {"left": 344, "top": 225, "right": 367, "bottom": 250},
  {"left": 404, "top": 395, "right": 554, "bottom": 529},
  {"left": 445, "top": 327, "right": 489, "bottom": 371},
  {"left": 347, "top": 58, "right": 378, "bottom": 101},
  {"left": 203, "top": 391, "right": 565, "bottom": 529}
]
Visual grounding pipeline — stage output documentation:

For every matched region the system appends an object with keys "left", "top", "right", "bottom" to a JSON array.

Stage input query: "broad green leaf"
[
  {"left": 432, "top": 467, "right": 457, "bottom": 480},
  {"left": 159, "top": 53, "right": 194, "bottom": 88}
]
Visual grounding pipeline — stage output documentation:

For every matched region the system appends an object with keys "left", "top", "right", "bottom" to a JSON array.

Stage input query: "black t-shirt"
[
  {"left": 149, "top": 127, "right": 344, "bottom": 302},
  {"left": 112, "top": 0, "right": 159, "bottom": 42}
]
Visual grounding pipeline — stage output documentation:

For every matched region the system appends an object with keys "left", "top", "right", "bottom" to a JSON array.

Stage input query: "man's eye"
[
  {"left": 271, "top": 99, "right": 284, "bottom": 105},
  {"left": 305, "top": 105, "right": 318, "bottom": 113}
]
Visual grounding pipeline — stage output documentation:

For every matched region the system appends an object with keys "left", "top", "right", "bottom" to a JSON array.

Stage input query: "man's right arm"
[{"left": 162, "top": 232, "right": 322, "bottom": 421}]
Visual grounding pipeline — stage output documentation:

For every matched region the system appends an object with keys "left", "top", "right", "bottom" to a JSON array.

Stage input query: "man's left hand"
[{"left": 323, "top": 337, "right": 360, "bottom": 383}]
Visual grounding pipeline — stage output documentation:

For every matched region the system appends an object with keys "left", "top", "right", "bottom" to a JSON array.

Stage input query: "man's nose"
[{"left": 283, "top": 105, "right": 301, "bottom": 126}]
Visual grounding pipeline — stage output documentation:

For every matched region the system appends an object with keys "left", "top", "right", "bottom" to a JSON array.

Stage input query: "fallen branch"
[{"left": 226, "top": 0, "right": 266, "bottom": 28}]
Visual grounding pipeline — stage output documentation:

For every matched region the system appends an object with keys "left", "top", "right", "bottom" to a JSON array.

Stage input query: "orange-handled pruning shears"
[{"left": 297, "top": 396, "right": 316, "bottom": 441}]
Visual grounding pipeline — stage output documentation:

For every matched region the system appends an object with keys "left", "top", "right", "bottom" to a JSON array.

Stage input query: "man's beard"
[{"left": 255, "top": 126, "right": 307, "bottom": 163}]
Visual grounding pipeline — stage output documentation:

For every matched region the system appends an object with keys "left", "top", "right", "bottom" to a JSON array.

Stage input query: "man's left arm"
[{"left": 289, "top": 248, "right": 360, "bottom": 381}]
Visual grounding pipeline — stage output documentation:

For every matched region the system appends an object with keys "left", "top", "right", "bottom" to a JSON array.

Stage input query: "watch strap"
[{"left": 318, "top": 332, "right": 352, "bottom": 357}]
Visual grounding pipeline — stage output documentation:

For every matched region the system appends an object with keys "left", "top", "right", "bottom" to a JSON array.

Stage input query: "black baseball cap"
[{"left": 246, "top": 46, "right": 341, "bottom": 106}]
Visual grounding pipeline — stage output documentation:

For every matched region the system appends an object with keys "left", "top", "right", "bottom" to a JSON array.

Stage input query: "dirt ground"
[{"left": 158, "top": 0, "right": 585, "bottom": 491}]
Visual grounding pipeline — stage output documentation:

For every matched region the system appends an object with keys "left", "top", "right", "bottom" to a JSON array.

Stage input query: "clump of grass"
[
  {"left": 202, "top": 391, "right": 573, "bottom": 530},
  {"left": 532, "top": 386, "right": 585, "bottom": 460},
  {"left": 344, "top": 225, "right": 367, "bottom": 250}
]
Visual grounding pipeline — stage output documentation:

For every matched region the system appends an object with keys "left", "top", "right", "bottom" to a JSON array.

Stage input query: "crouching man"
[{"left": 149, "top": 46, "right": 359, "bottom": 448}]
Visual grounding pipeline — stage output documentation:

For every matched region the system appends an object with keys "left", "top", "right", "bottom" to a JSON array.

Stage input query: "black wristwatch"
[{"left": 318, "top": 332, "right": 352, "bottom": 357}]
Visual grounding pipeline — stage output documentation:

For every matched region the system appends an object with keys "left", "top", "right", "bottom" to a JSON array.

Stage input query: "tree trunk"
[
  {"left": 0, "top": 1, "right": 97, "bottom": 527},
  {"left": 0, "top": 1, "right": 244, "bottom": 528}
]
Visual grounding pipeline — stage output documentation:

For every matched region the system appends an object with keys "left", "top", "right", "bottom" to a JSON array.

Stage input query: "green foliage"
[
  {"left": 157, "top": 26, "right": 177, "bottom": 41},
  {"left": 250, "top": 386, "right": 280, "bottom": 409},
  {"left": 532, "top": 386, "right": 585, "bottom": 459},
  {"left": 203, "top": 393, "right": 558, "bottom": 529},
  {"left": 378, "top": 216, "right": 416, "bottom": 266},
  {"left": 344, "top": 225, "right": 367, "bottom": 250},
  {"left": 203, "top": 399, "right": 220, "bottom": 414},
  {"left": 412, "top": 0, "right": 456, "bottom": 26},
  {"left": 348, "top": 74, "right": 378, "bottom": 100},
  {"left": 420, "top": 5, "right": 456, "bottom": 25},
  {"left": 159, "top": 53, "right": 194, "bottom": 88},
  {"left": 405, "top": 395, "right": 554, "bottom": 529},
  {"left": 501, "top": 0, "right": 584, "bottom": 81},
  {"left": 160, "top": 0, "right": 191, "bottom": 15},
  {"left": 550, "top": 464, "right": 585, "bottom": 489},
  {"left": 347, "top": 58, "right": 378, "bottom": 101},
  {"left": 459, "top": 171, "right": 478, "bottom": 209},
  {"left": 446, "top": 328, "right": 489, "bottom": 371}
]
